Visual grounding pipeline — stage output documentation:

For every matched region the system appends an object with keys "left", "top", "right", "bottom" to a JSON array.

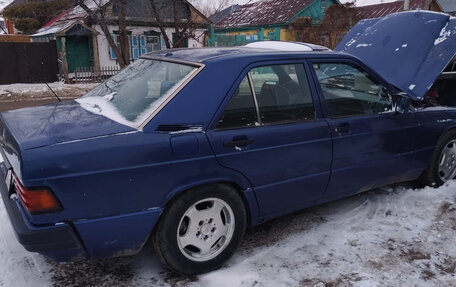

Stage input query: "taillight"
[{"left": 13, "top": 173, "right": 62, "bottom": 214}]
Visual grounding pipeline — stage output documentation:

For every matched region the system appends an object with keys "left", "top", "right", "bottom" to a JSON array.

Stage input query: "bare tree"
[
  {"left": 150, "top": 0, "right": 209, "bottom": 49},
  {"left": 75, "top": 0, "right": 130, "bottom": 68},
  {"left": 296, "top": 3, "right": 360, "bottom": 49},
  {"left": 190, "top": 0, "right": 232, "bottom": 17}
]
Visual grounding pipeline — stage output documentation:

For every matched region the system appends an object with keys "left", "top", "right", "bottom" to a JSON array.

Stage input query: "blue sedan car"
[{"left": 0, "top": 11, "right": 455, "bottom": 275}]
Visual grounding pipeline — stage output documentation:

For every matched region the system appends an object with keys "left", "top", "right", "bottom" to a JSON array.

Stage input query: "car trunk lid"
[
  {"left": 0, "top": 101, "right": 135, "bottom": 152},
  {"left": 335, "top": 11, "right": 456, "bottom": 100}
]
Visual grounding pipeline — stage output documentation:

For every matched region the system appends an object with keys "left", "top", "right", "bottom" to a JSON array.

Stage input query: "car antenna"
[{"left": 0, "top": 24, "right": 61, "bottom": 102}]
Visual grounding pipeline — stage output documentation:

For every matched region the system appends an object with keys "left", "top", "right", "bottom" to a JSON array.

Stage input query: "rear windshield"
[{"left": 77, "top": 59, "right": 197, "bottom": 128}]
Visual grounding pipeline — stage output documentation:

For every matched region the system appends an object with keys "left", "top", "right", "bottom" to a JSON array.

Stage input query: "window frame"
[
  {"left": 307, "top": 58, "right": 395, "bottom": 120},
  {"left": 212, "top": 60, "right": 320, "bottom": 131}
]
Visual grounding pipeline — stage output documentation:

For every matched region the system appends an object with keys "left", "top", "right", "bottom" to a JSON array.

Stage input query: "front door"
[
  {"left": 310, "top": 60, "right": 419, "bottom": 198},
  {"left": 66, "top": 36, "right": 91, "bottom": 73},
  {"left": 207, "top": 62, "right": 332, "bottom": 216}
]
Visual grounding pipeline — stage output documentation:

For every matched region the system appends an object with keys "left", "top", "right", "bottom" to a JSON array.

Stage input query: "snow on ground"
[
  {"left": 0, "top": 83, "right": 98, "bottom": 101},
  {"left": 1, "top": 182, "right": 456, "bottom": 286}
]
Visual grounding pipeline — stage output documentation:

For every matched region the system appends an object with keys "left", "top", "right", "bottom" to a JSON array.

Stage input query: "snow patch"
[
  {"left": 409, "top": 84, "right": 416, "bottom": 90},
  {"left": 356, "top": 43, "right": 372, "bottom": 48},
  {"left": 169, "top": 127, "right": 203, "bottom": 135},
  {"left": 434, "top": 23, "right": 451, "bottom": 45},
  {"left": 245, "top": 41, "right": 313, "bottom": 51},
  {"left": 401, "top": 44, "right": 408, "bottom": 48},
  {"left": 345, "top": 39, "right": 357, "bottom": 47}
]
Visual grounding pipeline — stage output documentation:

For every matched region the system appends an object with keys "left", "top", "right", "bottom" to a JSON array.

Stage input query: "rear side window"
[
  {"left": 216, "top": 76, "right": 258, "bottom": 129},
  {"left": 249, "top": 64, "right": 314, "bottom": 124},
  {"left": 216, "top": 64, "right": 315, "bottom": 130}
]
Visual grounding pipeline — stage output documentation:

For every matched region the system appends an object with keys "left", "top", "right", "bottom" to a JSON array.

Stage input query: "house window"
[
  {"left": 109, "top": 33, "right": 133, "bottom": 61},
  {"left": 321, "top": 0, "right": 327, "bottom": 10},
  {"left": 146, "top": 36, "right": 160, "bottom": 52}
]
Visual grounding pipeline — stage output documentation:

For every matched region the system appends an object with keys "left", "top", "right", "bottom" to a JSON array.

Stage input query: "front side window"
[
  {"left": 313, "top": 62, "right": 391, "bottom": 118},
  {"left": 217, "top": 64, "right": 315, "bottom": 129},
  {"left": 77, "top": 59, "right": 197, "bottom": 128}
]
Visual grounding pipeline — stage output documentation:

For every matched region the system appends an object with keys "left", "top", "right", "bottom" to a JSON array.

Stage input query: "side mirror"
[{"left": 392, "top": 92, "right": 411, "bottom": 114}]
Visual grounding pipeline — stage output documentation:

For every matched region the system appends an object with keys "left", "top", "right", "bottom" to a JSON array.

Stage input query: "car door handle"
[
  {"left": 223, "top": 136, "right": 254, "bottom": 148},
  {"left": 333, "top": 123, "right": 350, "bottom": 134}
]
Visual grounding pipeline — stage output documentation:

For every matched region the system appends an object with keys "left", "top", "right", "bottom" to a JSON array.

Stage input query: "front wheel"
[
  {"left": 153, "top": 184, "right": 247, "bottom": 275},
  {"left": 419, "top": 130, "right": 456, "bottom": 187}
]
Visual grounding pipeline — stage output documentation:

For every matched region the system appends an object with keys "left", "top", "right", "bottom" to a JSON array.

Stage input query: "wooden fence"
[{"left": 74, "top": 66, "right": 121, "bottom": 83}]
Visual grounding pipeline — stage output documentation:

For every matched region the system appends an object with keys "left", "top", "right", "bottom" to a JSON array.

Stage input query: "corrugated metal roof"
[
  {"left": 215, "top": 0, "right": 314, "bottom": 29},
  {"left": 437, "top": 0, "right": 456, "bottom": 13},
  {"left": 356, "top": 0, "right": 428, "bottom": 19},
  {"left": 210, "top": 5, "right": 240, "bottom": 25}
]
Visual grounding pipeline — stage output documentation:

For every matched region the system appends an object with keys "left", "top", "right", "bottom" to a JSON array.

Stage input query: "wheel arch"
[{"left": 160, "top": 179, "right": 259, "bottom": 228}]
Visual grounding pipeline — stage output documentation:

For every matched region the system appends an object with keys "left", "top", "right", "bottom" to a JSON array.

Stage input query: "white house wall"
[{"left": 94, "top": 25, "right": 205, "bottom": 67}]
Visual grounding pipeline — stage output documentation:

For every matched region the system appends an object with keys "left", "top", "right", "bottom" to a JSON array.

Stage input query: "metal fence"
[
  {"left": 0, "top": 41, "right": 58, "bottom": 84},
  {"left": 74, "top": 66, "right": 121, "bottom": 83}
]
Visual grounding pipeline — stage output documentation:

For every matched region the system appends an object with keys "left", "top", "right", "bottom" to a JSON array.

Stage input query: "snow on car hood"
[{"left": 335, "top": 11, "right": 456, "bottom": 100}]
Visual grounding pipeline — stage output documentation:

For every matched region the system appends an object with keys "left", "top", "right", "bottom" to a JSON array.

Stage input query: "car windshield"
[{"left": 76, "top": 59, "right": 197, "bottom": 128}]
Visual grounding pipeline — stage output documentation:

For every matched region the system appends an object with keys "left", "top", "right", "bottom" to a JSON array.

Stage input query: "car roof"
[{"left": 142, "top": 46, "right": 352, "bottom": 64}]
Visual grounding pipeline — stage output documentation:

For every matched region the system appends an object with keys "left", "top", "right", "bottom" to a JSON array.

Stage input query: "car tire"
[
  {"left": 419, "top": 129, "right": 456, "bottom": 187},
  {"left": 153, "top": 184, "right": 247, "bottom": 275}
]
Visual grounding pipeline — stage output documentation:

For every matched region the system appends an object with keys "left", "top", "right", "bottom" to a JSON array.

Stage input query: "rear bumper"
[
  {"left": 0, "top": 162, "right": 163, "bottom": 261},
  {"left": 0, "top": 165, "right": 85, "bottom": 261}
]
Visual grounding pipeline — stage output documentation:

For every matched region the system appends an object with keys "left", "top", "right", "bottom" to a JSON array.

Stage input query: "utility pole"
[{"left": 404, "top": 0, "right": 410, "bottom": 10}]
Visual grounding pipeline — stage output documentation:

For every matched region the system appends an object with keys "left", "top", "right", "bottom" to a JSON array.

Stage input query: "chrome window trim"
[
  {"left": 247, "top": 72, "right": 262, "bottom": 126},
  {"left": 137, "top": 57, "right": 205, "bottom": 131}
]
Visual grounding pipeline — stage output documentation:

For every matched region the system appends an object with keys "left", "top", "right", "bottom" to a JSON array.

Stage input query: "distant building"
[
  {"left": 435, "top": 0, "right": 456, "bottom": 15},
  {"left": 207, "top": 0, "right": 340, "bottom": 47},
  {"left": 30, "top": 0, "right": 210, "bottom": 80},
  {"left": 210, "top": 5, "right": 240, "bottom": 25},
  {"left": 1, "top": 0, "right": 53, "bottom": 34},
  {"left": 356, "top": 0, "right": 441, "bottom": 19}
]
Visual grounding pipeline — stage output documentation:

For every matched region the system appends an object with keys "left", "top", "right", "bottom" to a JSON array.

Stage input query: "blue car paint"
[
  {"left": 0, "top": 101, "right": 134, "bottom": 150},
  {"left": 335, "top": 11, "right": 456, "bottom": 100},
  {"left": 0, "top": 11, "right": 456, "bottom": 261}
]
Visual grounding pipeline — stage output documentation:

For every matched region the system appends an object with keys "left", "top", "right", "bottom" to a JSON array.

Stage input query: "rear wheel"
[
  {"left": 419, "top": 130, "right": 456, "bottom": 187},
  {"left": 153, "top": 184, "right": 247, "bottom": 275}
]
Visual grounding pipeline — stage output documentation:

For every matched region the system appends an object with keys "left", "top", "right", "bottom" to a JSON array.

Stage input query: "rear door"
[
  {"left": 206, "top": 61, "right": 332, "bottom": 216},
  {"left": 309, "top": 60, "right": 420, "bottom": 198}
]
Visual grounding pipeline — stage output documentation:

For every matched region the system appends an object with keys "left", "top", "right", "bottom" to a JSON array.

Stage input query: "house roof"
[
  {"left": 32, "top": 0, "right": 109, "bottom": 37},
  {"left": 33, "top": 0, "right": 210, "bottom": 37},
  {"left": 436, "top": 0, "right": 456, "bottom": 13},
  {"left": 215, "top": 0, "right": 315, "bottom": 29},
  {"left": 210, "top": 5, "right": 240, "bottom": 25},
  {"left": 356, "top": 0, "right": 429, "bottom": 19}
]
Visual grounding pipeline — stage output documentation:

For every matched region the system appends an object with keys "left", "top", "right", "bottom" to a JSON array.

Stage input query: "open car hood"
[{"left": 335, "top": 11, "right": 456, "bottom": 100}]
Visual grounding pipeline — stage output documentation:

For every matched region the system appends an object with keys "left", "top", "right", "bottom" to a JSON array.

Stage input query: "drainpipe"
[{"left": 404, "top": 0, "right": 410, "bottom": 10}]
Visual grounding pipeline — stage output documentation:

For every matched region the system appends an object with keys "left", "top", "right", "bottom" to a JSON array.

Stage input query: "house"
[
  {"left": 210, "top": 5, "right": 240, "bottom": 25},
  {"left": 435, "top": 0, "right": 456, "bottom": 15},
  {"left": 30, "top": 0, "right": 210, "bottom": 80},
  {"left": 1, "top": 0, "right": 51, "bottom": 34},
  {"left": 356, "top": 0, "right": 441, "bottom": 19},
  {"left": 207, "top": 0, "right": 340, "bottom": 47}
]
